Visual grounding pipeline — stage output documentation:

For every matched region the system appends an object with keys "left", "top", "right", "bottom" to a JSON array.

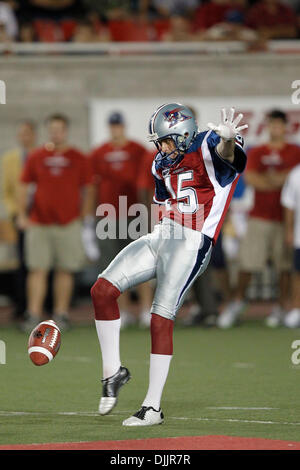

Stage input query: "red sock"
[
  {"left": 90, "top": 277, "right": 120, "bottom": 320},
  {"left": 151, "top": 313, "right": 174, "bottom": 355}
]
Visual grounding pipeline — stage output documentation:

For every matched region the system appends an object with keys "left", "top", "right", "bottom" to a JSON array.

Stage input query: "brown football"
[{"left": 28, "top": 320, "right": 61, "bottom": 366}]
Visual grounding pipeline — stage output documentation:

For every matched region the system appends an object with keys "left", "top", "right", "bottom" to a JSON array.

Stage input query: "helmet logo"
[{"left": 163, "top": 107, "right": 192, "bottom": 129}]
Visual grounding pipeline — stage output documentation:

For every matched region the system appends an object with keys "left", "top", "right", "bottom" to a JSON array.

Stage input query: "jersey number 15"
[{"left": 164, "top": 171, "right": 198, "bottom": 214}]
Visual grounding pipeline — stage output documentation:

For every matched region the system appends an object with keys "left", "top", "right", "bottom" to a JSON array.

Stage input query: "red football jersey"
[
  {"left": 246, "top": 143, "right": 300, "bottom": 221},
  {"left": 91, "top": 140, "right": 147, "bottom": 217},
  {"left": 152, "top": 131, "right": 247, "bottom": 244},
  {"left": 21, "top": 146, "right": 92, "bottom": 225}
]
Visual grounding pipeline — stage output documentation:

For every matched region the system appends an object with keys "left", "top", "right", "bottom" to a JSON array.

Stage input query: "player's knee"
[
  {"left": 91, "top": 277, "right": 121, "bottom": 320},
  {"left": 90, "top": 277, "right": 119, "bottom": 301}
]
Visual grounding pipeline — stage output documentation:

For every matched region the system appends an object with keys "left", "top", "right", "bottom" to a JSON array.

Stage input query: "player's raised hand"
[{"left": 207, "top": 108, "right": 248, "bottom": 140}]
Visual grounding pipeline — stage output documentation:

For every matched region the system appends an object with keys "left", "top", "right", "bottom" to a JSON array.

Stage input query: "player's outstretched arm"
[{"left": 207, "top": 108, "right": 248, "bottom": 163}]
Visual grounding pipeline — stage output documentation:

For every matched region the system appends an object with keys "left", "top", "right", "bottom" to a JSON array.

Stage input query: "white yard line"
[
  {"left": 0, "top": 411, "right": 131, "bottom": 417},
  {"left": 169, "top": 416, "right": 300, "bottom": 426},
  {"left": 1, "top": 410, "right": 300, "bottom": 427},
  {"left": 206, "top": 407, "right": 278, "bottom": 410}
]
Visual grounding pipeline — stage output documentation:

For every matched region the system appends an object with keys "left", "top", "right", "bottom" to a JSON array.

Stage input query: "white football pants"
[{"left": 99, "top": 217, "right": 212, "bottom": 320}]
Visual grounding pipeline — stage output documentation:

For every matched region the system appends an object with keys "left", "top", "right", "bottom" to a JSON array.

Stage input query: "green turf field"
[{"left": 0, "top": 320, "right": 300, "bottom": 445}]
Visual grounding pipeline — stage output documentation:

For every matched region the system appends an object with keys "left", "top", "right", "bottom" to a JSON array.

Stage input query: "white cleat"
[
  {"left": 284, "top": 308, "right": 300, "bottom": 328},
  {"left": 217, "top": 300, "right": 246, "bottom": 329},
  {"left": 265, "top": 305, "right": 285, "bottom": 328},
  {"left": 122, "top": 406, "right": 164, "bottom": 427},
  {"left": 99, "top": 397, "right": 117, "bottom": 415},
  {"left": 98, "top": 366, "right": 131, "bottom": 416}
]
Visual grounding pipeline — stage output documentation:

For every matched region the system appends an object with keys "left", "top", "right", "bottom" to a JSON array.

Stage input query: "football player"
[{"left": 91, "top": 104, "right": 248, "bottom": 426}]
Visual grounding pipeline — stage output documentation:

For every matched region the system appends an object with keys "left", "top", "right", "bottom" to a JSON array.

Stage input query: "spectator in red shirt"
[
  {"left": 246, "top": 0, "right": 298, "bottom": 39},
  {"left": 91, "top": 112, "right": 148, "bottom": 218},
  {"left": 193, "top": 0, "right": 247, "bottom": 32},
  {"left": 18, "top": 113, "right": 95, "bottom": 332},
  {"left": 91, "top": 111, "right": 153, "bottom": 328},
  {"left": 72, "top": 15, "right": 111, "bottom": 42},
  {"left": 192, "top": 0, "right": 237, "bottom": 33},
  {"left": 217, "top": 109, "right": 300, "bottom": 329},
  {"left": 192, "top": 0, "right": 259, "bottom": 42}
]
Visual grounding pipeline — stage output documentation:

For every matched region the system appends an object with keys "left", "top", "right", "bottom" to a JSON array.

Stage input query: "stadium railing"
[{"left": 0, "top": 40, "right": 300, "bottom": 56}]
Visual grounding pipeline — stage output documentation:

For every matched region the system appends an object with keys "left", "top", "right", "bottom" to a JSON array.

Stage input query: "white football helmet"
[{"left": 148, "top": 103, "right": 198, "bottom": 165}]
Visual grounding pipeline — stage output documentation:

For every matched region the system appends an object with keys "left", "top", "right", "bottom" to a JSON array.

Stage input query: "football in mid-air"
[{"left": 28, "top": 320, "right": 61, "bottom": 366}]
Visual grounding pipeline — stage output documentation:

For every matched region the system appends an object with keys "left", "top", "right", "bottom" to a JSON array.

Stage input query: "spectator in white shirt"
[
  {"left": 281, "top": 163, "right": 300, "bottom": 328},
  {"left": 0, "top": 1, "right": 18, "bottom": 40}
]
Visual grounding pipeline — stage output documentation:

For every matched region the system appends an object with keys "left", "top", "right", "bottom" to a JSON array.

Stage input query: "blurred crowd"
[
  {"left": 0, "top": 0, "right": 299, "bottom": 44},
  {"left": 0, "top": 112, "right": 156, "bottom": 332},
  {"left": 1, "top": 106, "right": 300, "bottom": 331}
]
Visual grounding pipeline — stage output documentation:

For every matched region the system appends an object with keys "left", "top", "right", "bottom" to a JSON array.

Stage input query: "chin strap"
[
  {"left": 155, "top": 150, "right": 183, "bottom": 169},
  {"left": 154, "top": 132, "right": 198, "bottom": 169}
]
